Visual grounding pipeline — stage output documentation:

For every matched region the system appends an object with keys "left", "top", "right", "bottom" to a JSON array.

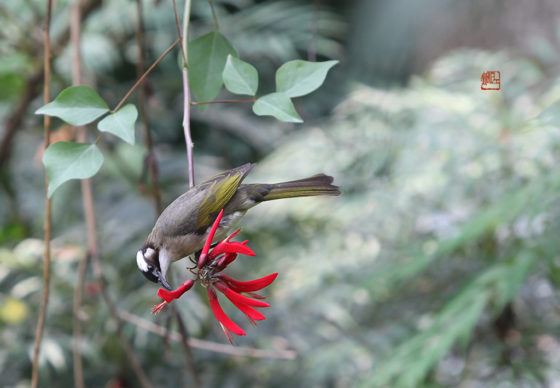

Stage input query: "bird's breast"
[{"left": 162, "top": 210, "right": 246, "bottom": 262}]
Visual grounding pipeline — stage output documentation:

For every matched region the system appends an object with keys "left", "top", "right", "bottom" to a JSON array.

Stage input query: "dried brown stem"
[
  {"left": 119, "top": 310, "right": 298, "bottom": 359},
  {"left": 31, "top": 1, "right": 53, "bottom": 387}
]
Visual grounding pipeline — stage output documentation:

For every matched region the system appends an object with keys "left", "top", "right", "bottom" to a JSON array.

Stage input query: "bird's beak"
[{"left": 153, "top": 267, "right": 171, "bottom": 290}]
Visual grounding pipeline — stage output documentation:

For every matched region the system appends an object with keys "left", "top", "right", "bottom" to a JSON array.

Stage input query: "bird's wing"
[{"left": 155, "top": 163, "right": 255, "bottom": 238}]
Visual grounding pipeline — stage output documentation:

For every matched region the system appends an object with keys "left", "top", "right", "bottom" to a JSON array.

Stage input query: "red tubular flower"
[
  {"left": 228, "top": 299, "right": 266, "bottom": 324},
  {"left": 218, "top": 273, "right": 278, "bottom": 292},
  {"left": 152, "top": 207, "right": 278, "bottom": 342},
  {"left": 210, "top": 241, "right": 255, "bottom": 259},
  {"left": 198, "top": 209, "right": 224, "bottom": 268},
  {"left": 207, "top": 287, "right": 246, "bottom": 336},
  {"left": 158, "top": 279, "right": 195, "bottom": 303},
  {"left": 214, "top": 281, "right": 270, "bottom": 307}
]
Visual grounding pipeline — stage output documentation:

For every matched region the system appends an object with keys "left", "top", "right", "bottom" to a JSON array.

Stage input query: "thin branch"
[
  {"left": 119, "top": 310, "right": 298, "bottom": 360},
  {"left": 70, "top": 2, "right": 86, "bottom": 387},
  {"left": 191, "top": 98, "right": 254, "bottom": 106},
  {"left": 181, "top": 0, "right": 195, "bottom": 188},
  {"left": 135, "top": 0, "right": 162, "bottom": 214},
  {"left": 113, "top": 38, "right": 180, "bottom": 112},
  {"left": 171, "top": 0, "right": 186, "bottom": 63},
  {"left": 31, "top": 1, "right": 53, "bottom": 387}
]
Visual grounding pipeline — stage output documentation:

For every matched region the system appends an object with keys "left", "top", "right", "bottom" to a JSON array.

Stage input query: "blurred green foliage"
[{"left": 1, "top": 0, "right": 560, "bottom": 387}]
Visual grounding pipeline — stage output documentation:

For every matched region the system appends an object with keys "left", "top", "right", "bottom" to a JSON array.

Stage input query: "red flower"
[{"left": 152, "top": 209, "right": 278, "bottom": 343}]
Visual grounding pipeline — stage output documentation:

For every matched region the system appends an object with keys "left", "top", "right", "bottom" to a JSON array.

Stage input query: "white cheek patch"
[
  {"left": 145, "top": 247, "right": 156, "bottom": 260},
  {"left": 136, "top": 251, "right": 149, "bottom": 272}
]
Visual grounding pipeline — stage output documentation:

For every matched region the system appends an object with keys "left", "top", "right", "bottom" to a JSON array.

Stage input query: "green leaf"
[
  {"left": 252, "top": 92, "right": 303, "bottom": 123},
  {"left": 97, "top": 104, "right": 137, "bottom": 145},
  {"left": 43, "top": 142, "right": 104, "bottom": 198},
  {"left": 188, "top": 31, "right": 237, "bottom": 103},
  {"left": 35, "top": 86, "right": 109, "bottom": 126},
  {"left": 276, "top": 60, "right": 338, "bottom": 98},
  {"left": 222, "top": 55, "right": 258, "bottom": 96}
]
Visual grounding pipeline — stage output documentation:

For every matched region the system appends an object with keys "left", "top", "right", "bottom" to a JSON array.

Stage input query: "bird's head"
[{"left": 136, "top": 246, "right": 171, "bottom": 290}]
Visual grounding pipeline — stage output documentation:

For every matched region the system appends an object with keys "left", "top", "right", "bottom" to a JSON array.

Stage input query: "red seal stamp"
[{"left": 481, "top": 71, "right": 500, "bottom": 90}]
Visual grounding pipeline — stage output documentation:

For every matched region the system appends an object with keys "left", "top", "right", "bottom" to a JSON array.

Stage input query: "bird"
[{"left": 136, "top": 163, "right": 340, "bottom": 289}]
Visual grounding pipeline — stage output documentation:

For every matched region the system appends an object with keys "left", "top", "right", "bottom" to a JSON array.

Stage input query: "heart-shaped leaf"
[
  {"left": 188, "top": 31, "right": 237, "bottom": 103},
  {"left": 97, "top": 104, "right": 137, "bottom": 145},
  {"left": 252, "top": 92, "right": 302, "bottom": 123},
  {"left": 35, "top": 86, "right": 109, "bottom": 125},
  {"left": 276, "top": 60, "right": 338, "bottom": 98},
  {"left": 43, "top": 142, "right": 104, "bottom": 198},
  {"left": 222, "top": 55, "right": 258, "bottom": 96}
]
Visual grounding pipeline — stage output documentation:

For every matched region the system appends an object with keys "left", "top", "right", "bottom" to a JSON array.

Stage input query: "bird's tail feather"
[{"left": 261, "top": 174, "right": 340, "bottom": 201}]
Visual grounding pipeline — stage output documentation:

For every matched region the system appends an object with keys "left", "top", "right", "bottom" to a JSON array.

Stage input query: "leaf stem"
[
  {"left": 191, "top": 98, "right": 255, "bottom": 106},
  {"left": 113, "top": 38, "right": 180, "bottom": 112},
  {"left": 31, "top": 1, "right": 53, "bottom": 386},
  {"left": 208, "top": 0, "right": 220, "bottom": 31}
]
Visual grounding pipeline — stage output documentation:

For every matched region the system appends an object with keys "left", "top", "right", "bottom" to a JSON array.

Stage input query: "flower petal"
[
  {"left": 214, "top": 281, "right": 270, "bottom": 307},
  {"left": 157, "top": 279, "right": 195, "bottom": 303},
  {"left": 210, "top": 241, "right": 255, "bottom": 259},
  {"left": 218, "top": 273, "right": 278, "bottom": 292},
  {"left": 229, "top": 298, "right": 266, "bottom": 323},
  {"left": 207, "top": 287, "right": 246, "bottom": 336},
  {"left": 198, "top": 209, "right": 224, "bottom": 268}
]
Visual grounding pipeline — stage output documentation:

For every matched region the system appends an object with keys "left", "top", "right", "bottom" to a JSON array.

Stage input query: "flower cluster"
[{"left": 152, "top": 209, "right": 278, "bottom": 342}]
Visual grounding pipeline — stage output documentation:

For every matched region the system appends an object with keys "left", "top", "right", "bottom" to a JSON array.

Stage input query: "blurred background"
[{"left": 2, "top": 0, "right": 560, "bottom": 387}]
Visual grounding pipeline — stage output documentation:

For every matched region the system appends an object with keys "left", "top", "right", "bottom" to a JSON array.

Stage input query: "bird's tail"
[{"left": 260, "top": 174, "right": 340, "bottom": 201}]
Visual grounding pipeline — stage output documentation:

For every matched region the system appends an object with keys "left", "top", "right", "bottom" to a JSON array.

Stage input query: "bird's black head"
[{"left": 136, "top": 246, "right": 171, "bottom": 290}]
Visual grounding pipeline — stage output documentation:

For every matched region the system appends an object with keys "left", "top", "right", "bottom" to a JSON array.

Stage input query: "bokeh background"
[{"left": 2, "top": 0, "right": 560, "bottom": 387}]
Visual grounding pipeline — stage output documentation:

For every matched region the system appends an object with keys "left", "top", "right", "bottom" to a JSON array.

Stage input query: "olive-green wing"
[
  {"left": 192, "top": 163, "right": 255, "bottom": 232},
  {"left": 156, "top": 163, "right": 255, "bottom": 238}
]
